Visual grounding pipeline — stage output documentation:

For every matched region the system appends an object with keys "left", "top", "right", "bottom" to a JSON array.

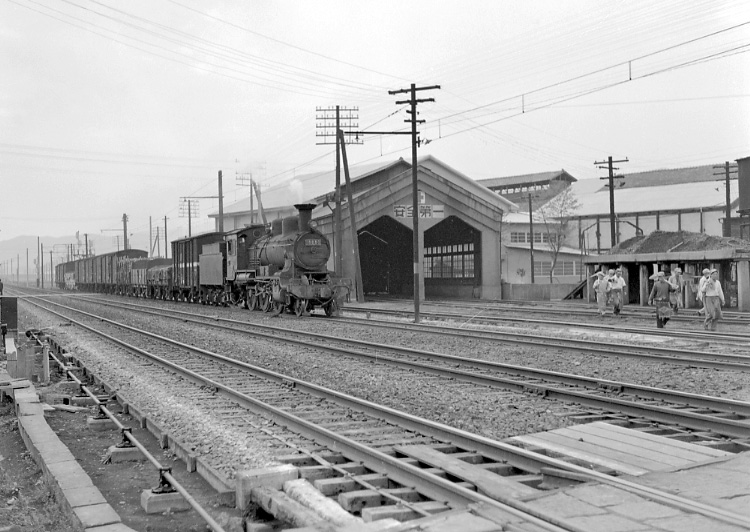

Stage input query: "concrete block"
[
  {"left": 71, "top": 396, "right": 99, "bottom": 406},
  {"left": 106, "top": 445, "right": 146, "bottom": 463},
  {"left": 64, "top": 485, "right": 108, "bottom": 508},
  {"left": 47, "top": 460, "right": 94, "bottom": 491},
  {"left": 87, "top": 416, "right": 117, "bottom": 431},
  {"left": 236, "top": 464, "right": 299, "bottom": 511},
  {"left": 17, "top": 401, "right": 44, "bottom": 416},
  {"left": 140, "top": 489, "right": 191, "bottom": 514},
  {"left": 38, "top": 391, "right": 70, "bottom": 404},
  {"left": 73, "top": 503, "right": 121, "bottom": 528}
]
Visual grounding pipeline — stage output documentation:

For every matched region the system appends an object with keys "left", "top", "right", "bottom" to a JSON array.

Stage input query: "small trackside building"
[{"left": 583, "top": 230, "right": 750, "bottom": 311}]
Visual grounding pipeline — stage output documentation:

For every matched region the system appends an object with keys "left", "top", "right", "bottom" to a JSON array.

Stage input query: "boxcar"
[{"left": 172, "top": 233, "right": 224, "bottom": 301}]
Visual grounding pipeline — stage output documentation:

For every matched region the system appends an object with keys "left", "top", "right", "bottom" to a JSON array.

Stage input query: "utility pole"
[
  {"left": 40, "top": 243, "right": 44, "bottom": 289},
  {"left": 528, "top": 194, "right": 535, "bottom": 284},
  {"left": 338, "top": 129, "right": 365, "bottom": 302},
  {"left": 389, "top": 83, "right": 440, "bottom": 323},
  {"left": 149, "top": 216, "right": 153, "bottom": 258},
  {"left": 218, "top": 170, "right": 224, "bottom": 233},
  {"left": 595, "top": 156, "right": 627, "bottom": 248},
  {"left": 316, "top": 106, "right": 360, "bottom": 276},
  {"left": 37, "top": 236, "right": 40, "bottom": 287},
  {"left": 49, "top": 250, "right": 52, "bottom": 287},
  {"left": 714, "top": 162, "right": 738, "bottom": 237},
  {"left": 84, "top": 233, "right": 89, "bottom": 257},
  {"left": 164, "top": 216, "right": 168, "bottom": 259},
  {"left": 122, "top": 213, "right": 129, "bottom": 251}
]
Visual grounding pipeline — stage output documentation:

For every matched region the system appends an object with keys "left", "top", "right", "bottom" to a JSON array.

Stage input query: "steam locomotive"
[{"left": 55, "top": 203, "right": 350, "bottom": 317}]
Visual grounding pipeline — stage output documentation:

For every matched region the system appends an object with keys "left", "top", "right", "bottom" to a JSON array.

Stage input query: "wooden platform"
[{"left": 511, "top": 421, "right": 731, "bottom": 476}]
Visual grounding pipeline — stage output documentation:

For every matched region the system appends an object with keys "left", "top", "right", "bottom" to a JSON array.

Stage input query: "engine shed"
[
  {"left": 312, "top": 156, "right": 516, "bottom": 300},
  {"left": 583, "top": 230, "right": 750, "bottom": 311}
]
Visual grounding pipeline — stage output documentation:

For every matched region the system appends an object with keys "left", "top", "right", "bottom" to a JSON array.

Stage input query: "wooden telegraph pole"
[
  {"left": 389, "top": 84, "right": 440, "bottom": 323},
  {"left": 595, "top": 156, "right": 628, "bottom": 248}
]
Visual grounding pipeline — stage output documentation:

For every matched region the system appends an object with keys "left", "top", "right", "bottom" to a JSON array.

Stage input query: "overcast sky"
[{"left": 1, "top": 0, "right": 749, "bottom": 250}]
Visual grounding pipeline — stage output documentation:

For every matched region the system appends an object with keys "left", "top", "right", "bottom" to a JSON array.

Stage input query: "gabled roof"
[
  {"left": 418, "top": 155, "right": 518, "bottom": 212},
  {"left": 477, "top": 170, "right": 576, "bottom": 189},
  {"left": 556, "top": 176, "right": 738, "bottom": 217},
  {"left": 213, "top": 156, "right": 518, "bottom": 218}
]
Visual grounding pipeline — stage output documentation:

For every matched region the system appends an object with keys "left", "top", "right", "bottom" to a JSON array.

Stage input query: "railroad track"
[
  {"left": 379, "top": 296, "right": 750, "bottom": 325},
  {"left": 19, "top": 293, "right": 750, "bottom": 530},
  {"left": 38, "top": 293, "right": 750, "bottom": 441},
  {"left": 346, "top": 303, "right": 750, "bottom": 344},
  {"left": 368, "top": 296, "right": 750, "bottom": 325}
]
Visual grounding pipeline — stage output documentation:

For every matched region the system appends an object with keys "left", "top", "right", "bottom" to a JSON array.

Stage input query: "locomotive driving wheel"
[
  {"left": 261, "top": 293, "right": 272, "bottom": 312},
  {"left": 293, "top": 298, "right": 307, "bottom": 317},
  {"left": 323, "top": 299, "right": 340, "bottom": 317}
]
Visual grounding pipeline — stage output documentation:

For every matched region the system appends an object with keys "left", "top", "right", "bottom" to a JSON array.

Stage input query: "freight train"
[{"left": 55, "top": 204, "right": 350, "bottom": 317}]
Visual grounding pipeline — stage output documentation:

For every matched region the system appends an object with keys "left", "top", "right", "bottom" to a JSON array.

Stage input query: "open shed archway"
[
  {"left": 424, "top": 216, "right": 482, "bottom": 298},
  {"left": 358, "top": 216, "right": 413, "bottom": 296}
]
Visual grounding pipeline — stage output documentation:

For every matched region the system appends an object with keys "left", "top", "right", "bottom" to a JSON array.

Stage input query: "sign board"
[{"left": 393, "top": 205, "right": 445, "bottom": 218}]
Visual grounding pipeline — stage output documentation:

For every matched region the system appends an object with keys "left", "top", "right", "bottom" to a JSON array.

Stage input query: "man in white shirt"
[
  {"left": 696, "top": 268, "right": 710, "bottom": 316},
  {"left": 610, "top": 268, "right": 626, "bottom": 316},
  {"left": 701, "top": 269, "right": 725, "bottom": 331},
  {"left": 668, "top": 267, "right": 683, "bottom": 314}
]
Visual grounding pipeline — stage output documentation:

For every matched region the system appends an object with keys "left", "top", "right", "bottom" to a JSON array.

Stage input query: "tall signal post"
[
  {"left": 316, "top": 106, "right": 360, "bottom": 276},
  {"left": 714, "top": 162, "right": 738, "bottom": 237},
  {"left": 389, "top": 84, "right": 440, "bottom": 323},
  {"left": 179, "top": 170, "right": 225, "bottom": 237},
  {"left": 179, "top": 199, "right": 200, "bottom": 237},
  {"left": 595, "top": 156, "right": 628, "bottom": 248}
]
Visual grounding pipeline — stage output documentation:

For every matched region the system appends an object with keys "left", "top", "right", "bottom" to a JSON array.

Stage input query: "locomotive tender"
[{"left": 54, "top": 203, "right": 350, "bottom": 317}]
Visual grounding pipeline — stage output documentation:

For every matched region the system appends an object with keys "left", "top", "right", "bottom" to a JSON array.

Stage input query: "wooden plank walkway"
[{"left": 511, "top": 421, "right": 730, "bottom": 476}]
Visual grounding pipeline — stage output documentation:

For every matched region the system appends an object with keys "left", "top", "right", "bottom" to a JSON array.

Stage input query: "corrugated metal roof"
[
  {"left": 566, "top": 179, "right": 738, "bottom": 217},
  {"left": 477, "top": 170, "right": 575, "bottom": 189}
]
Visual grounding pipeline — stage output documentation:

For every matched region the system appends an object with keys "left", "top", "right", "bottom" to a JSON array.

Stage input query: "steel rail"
[
  {"left": 25, "top": 331, "right": 227, "bottom": 532},
  {"left": 331, "top": 315, "right": 750, "bottom": 371},
  {"left": 69, "top": 293, "right": 750, "bottom": 371},
  {"left": 25, "top": 298, "right": 584, "bottom": 531},
  {"left": 405, "top": 298, "right": 750, "bottom": 325},
  {"left": 61, "top": 295, "right": 750, "bottom": 422},
  {"left": 345, "top": 305, "right": 750, "bottom": 343},
  {"left": 24, "top": 295, "right": 750, "bottom": 529}
]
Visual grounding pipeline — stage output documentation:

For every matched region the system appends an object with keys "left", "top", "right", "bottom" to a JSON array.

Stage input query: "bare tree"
[{"left": 538, "top": 187, "right": 580, "bottom": 284}]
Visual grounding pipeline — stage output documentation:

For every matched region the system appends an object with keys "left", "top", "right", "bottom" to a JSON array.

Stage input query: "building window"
[
  {"left": 510, "top": 232, "right": 526, "bottom": 243},
  {"left": 424, "top": 243, "right": 475, "bottom": 279}
]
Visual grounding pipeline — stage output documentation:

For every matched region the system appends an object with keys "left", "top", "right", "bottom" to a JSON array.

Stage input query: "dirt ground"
[{"left": 1, "top": 375, "right": 248, "bottom": 532}]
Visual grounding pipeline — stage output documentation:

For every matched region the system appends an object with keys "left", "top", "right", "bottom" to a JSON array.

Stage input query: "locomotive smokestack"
[{"left": 295, "top": 203, "right": 316, "bottom": 230}]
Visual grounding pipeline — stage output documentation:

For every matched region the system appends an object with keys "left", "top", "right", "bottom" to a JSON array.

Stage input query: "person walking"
[
  {"left": 668, "top": 267, "right": 683, "bottom": 314},
  {"left": 610, "top": 268, "right": 626, "bottom": 316},
  {"left": 592, "top": 271, "right": 611, "bottom": 316},
  {"left": 696, "top": 268, "right": 711, "bottom": 316},
  {"left": 648, "top": 271, "right": 674, "bottom": 328},
  {"left": 702, "top": 269, "right": 725, "bottom": 331}
]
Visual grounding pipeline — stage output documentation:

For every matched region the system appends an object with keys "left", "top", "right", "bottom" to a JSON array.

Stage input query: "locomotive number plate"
[{"left": 305, "top": 238, "right": 322, "bottom": 246}]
